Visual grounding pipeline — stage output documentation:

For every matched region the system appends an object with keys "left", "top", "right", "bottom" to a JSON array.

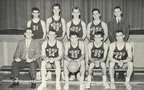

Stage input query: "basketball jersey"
[
  {"left": 49, "top": 17, "right": 63, "bottom": 37},
  {"left": 69, "top": 20, "right": 83, "bottom": 38},
  {"left": 45, "top": 41, "right": 59, "bottom": 58},
  {"left": 90, "top": 21, "right": 104, "bottom": 40},
  {"left": 113, "top": 42, "right": 128, "bottom": 60},
  {"left": 30, "top": 20, "right": 43, "bottom": 39},
  {"left": 91, "top": 42, "right": 104, "bottom": 59},
  {"left": 68, "top": 41, "right": 81, "bottom": 60}
]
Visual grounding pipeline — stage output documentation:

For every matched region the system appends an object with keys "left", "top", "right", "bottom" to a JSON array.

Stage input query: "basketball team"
[{"left": 8, "top": 3, "right": 133, "bottom": 90}]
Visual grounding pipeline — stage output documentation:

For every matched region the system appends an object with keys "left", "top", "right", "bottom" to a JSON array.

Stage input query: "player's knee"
[
  {"left": 127, "top": 62, "right": 133, "bottom": 68},
  {"left": 100, "top": 62, "right": 106, "bottom": 67},
  {"left": 109, "top": 62, "right": 115, "bottom": 68},
  {"left": 55, "top": 61, "right": 61, "bottom": 67}
]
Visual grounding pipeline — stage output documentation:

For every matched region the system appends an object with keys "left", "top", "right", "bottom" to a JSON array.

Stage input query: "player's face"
[
  {"left": 32, "top": 10, "right": 40, "bottom": 18},
  {"left": 53, "top": 6, "right": 60, "bottom": 15},
  {"left": 93, "top": 10, "right": 100, "bottom": 20},
  {"left": 94, "top": 34, "right": 103, "bottom": 42},
  {"left": 70, "top": 35, "right": 78, "bottom": 43},
  {"left": 114, "top": 8, "right": 122, "bottom": 17},
  {"left": 47, "top": 31, "right": 56, "bottom": 40},
  {"left": 25, "top": 30, "right": 33, "bottom": 39},
  {"left": 72, "top": 9, "right": 80, "bottom": 18},
  {"left": 116, "top": 32, "right": 124, "bottom": 42}
]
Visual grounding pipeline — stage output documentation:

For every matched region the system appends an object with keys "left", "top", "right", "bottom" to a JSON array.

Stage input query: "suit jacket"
[
  {"left": 108, "top": 18, "right": 130, "bottom": 43},
  {"left": 13, "top": 39, "right": 40, "bottom": 60}
]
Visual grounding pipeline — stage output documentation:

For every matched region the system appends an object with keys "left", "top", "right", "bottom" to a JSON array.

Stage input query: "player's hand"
[
  {"left": 95, "top": 61, "right": 100, "bottom": 68},
  {"left": 15, "top": 58, "right": 21, "bottom": 62},
  {"left": 118, "top": 61, "right": 124, "bottom": 67}
]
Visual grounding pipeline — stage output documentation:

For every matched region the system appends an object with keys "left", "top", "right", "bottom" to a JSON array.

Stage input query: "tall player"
[
  {"left": 37, "top": 30, "right": 63, "bottom": 90},
  {"left": 27, "top": 7, "right": 46, "bottom": 40},
  {"left": 63, "top": 32, "right": 85, "bottom": 90},
  {"left": 67, "top": 7, "right": 86, "bottom": 40},
  {"left": 109, "top": 30, "right": 133, "bottom": 89},
  {"left": 87, "top": 8, "right": 108, "bottom": 41},
  {"left": 46, "top": 4, "right": 66, "bottom": 40},
  {"left": 86, "top": 31, "right": 109, "bottom": 89}
]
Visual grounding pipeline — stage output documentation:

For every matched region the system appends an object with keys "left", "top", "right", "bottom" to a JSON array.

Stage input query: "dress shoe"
[
  {"left": 9, "top": 82, "right": 19, "bottom": 88},
  {"left": 31, "top": 83, "right": 36, "bottom": 89}
]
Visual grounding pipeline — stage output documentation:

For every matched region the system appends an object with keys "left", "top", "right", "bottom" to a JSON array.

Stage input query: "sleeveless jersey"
[
  {"left": 68, "top": 41, "right": 81, "bottom": 60},
  {"left": 69, "top": 20, "right": 83, "bottom": 38},
  {"left": 91, "top": 42, "right": 104, "bottom": 59},
  {"left": 30, "top": 20, "right": 43, "bottom": 39},
  {"left": 113, "top": 42, "right": 128, "bottom": 60},
  {"left": 90, "top": 21, "right": 104, "bottom": 40},
  {"left": 45, "top": 41, "right": 59, "bottom": 58},
  {"left": 49, "top": 17, "right": 63, "bottom": 37}
]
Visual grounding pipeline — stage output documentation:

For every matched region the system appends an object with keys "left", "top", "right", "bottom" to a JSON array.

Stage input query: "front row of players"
[{"left": 9, "top": 28, "right": 133, "bottom": 90}]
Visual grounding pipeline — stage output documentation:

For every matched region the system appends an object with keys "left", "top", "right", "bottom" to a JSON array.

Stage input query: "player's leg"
[
  {"left": 100, "top": 62, "right": 109, "bottom": 89},
  {"left": 86, "top": 62, "right": 95, "bottom": 88},
  {"left": 64, "top": 60, "right": 70, "bottom": 90},
  {"left": 55, "top": 60, "right": 61, "bottom": 90},
  {"left": 79, "top": 60, "right": 85, "bottom": 90},
  {"left": 109, "top": 61, "right": 116, "bottom": 89}
]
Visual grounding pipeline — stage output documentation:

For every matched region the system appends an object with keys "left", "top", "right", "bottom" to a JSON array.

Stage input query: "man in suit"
[{"left": 9, "top": 28, "right": 40, "bottom": 89}]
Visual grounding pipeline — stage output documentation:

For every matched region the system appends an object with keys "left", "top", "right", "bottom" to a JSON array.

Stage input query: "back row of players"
[{"left": 10, "top": 3, "right": 132, "bottom": 90}]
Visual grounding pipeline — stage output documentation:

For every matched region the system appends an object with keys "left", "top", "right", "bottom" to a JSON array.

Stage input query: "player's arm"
[
  {"left": 59, "top": 18, "right": 66, "bottom": 40},
  {"left": 66, "top": 21, "right": 71, "bottom": 40},
  {"left": 46, "top": 18, "right": 52, "bottom": 33},
  {"left": 88, "top": 42, "right": 95, "bottom": 63},
  {"left": 75, "top": 41, "right": 85, "bottom": 61},
  {"left": 27, "top": 20, "right": 31, "bottom": 28},
  {"left": 109, "top": 42, "right": 119, "bottom": 63},
  {"left": 87, "top": 22, "right": 92, "bottom": 41},
  {"left": 98, "top": 43, "right": 108, "bottom": 62},
  {"left": 41, "top": 41, "right": 48, "bottom": 60},
  {"left": 101, "top": 22, "right": 108, "bottom": 41},
  {"left": 64, "top": 42, "right": 73, "bottom": 61},
  {"left": 41, "top": 20, "right": 46, "bottom": 40},
  {"left": 81, "top": 21, "right": 86, "bottom": 40},
  {"left": 123, "top": 43, "right": 132, "bottom": 63}
]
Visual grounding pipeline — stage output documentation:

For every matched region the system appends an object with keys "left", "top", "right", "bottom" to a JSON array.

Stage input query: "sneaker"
[
  {"left": 64, "top": 83, "right": 69, "bottom": 90},
  {"left": 80, "top": 84, "right": 84, "bottom": 90},
  {"left": 69, "top": 75, "right": 75, "bottom": 81},
  {"left": 56, "top": 83, "right": 61, "bottom": 90},
  {"left": 103, "top": 82, "right": 110, "bottom": 89},
  {"left": 110, "top": 83, "right": 116, "bottom": 89},
  {"left": 85, "top": 82, "right": 90, "bottom": 88},
  {"left": 125, "top": 82, "right": 132, "bottom": 90},
  {"left": 31, "top": 83, "right": 36, "bottom": 89},
  {"left": 9, "top": 82, "right": 19, "bottom": 88}
]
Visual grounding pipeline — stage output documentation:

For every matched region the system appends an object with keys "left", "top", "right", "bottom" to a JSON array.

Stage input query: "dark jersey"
[
  {"left": 45, "top": 41, "right": 59, "bottom": 58},
  {"left": 113, "top": 42, "right": 128, "bottom": 60},
  {"left": 30, "top": 20, "right": 43, "bottom": 39},
  {"left": 90, "top": 21, "right": 104, "bottom": 40},
  {"left": 69, "top": 20, "right": 83, "bottom": 38},
  {"left": 49, "top": 17, "right": 63, "bottom": 37},
  {"left": 68, "top": 41, "right": 81, "bottom": 60},
  {"left": 91, "top": 42, "right": 104, "bottom": 59}
]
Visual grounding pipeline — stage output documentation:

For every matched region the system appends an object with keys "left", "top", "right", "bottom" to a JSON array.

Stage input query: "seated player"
[
  {"left": 37, "top": 30, "right": 63, "bottom": 90},
  {"left": 64, "top": 32, "right": 85, "bottom": 90},
  {"left": 86, "top": 31, "right": 109, "bottom": 89},
  {"left": 109, "top": 30, "right": 133, "bottom": 89},
  {"left": 9, "top": 28, "right": 40, "bottom": 89}
]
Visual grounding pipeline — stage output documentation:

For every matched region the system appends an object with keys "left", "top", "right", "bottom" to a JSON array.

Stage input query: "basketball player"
[
  {"left": 67, "top": 7, "right": 86, "bottom": 40},
  {"left": 87, "top": 8, "right": 108, "bottom": 41},
  {"left": 64, "top": 32, "right": 85, "bottom": 90},
  {"left": 86, "top": 31, "right": 109, "bottom": 89},
  {"left": 109, "top": 30, "right": 133, "bottom": 89},
  {"left": 46, "top": 4, "right": 66, "bottom": 40},
  {"left": 27, "top": 7, "right": 46, "bottom": 40},
  {"left": 37, "top": 30, "right": 63, "bottom": 90}
]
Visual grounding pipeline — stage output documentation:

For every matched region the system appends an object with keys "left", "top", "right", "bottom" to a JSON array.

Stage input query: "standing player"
[
  {"left": 109, "top": 30, "right": 133, "bottom": 89},
  {"left": 46, "top": 4, "right": 66, "bottom": 40},
  {"left": 63, "top": 32, "right": 85, "bottom": 90},
  {"left": 37, "top": 30, "right": 63, "bottom": 90},
  {"left": 86, "top": 31, "right": 109, "bottom": 89},
  {"left": 87, "top": 8, "right": 108, "bottom": 41},
  {"left": 27, "top": 7, "right": 46, "bottom": 40},
  {"left": 67, "top": 7, "right": 86, "bottom": 40}
]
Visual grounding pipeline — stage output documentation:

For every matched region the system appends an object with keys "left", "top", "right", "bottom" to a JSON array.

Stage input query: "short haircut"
[
  {"left": 72, "top": 7, "right": 81, "bottom": 18},
  {"left": 26, "top": 27, "right": 33, "bottom": 32},
  {"left": 92, "top": 8, "right": 100, "bottom": 14},
  {"left": 32, "top": 7, "right": 40, "bottom": 12},
  {"left": 94, "top": 31, "right": 104, "bottom": 37},
  {"left": 113, "top": 6, "right": 122, "bottom": 11},
  {"left": 69, "top": 32, "right": 79, "bottom": 37},
  {"left": 116, "top": 30, "right": 124, "bottom": 35},
  {"left": 52, "top": 3, "right": 61, "bottom": 9}
]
